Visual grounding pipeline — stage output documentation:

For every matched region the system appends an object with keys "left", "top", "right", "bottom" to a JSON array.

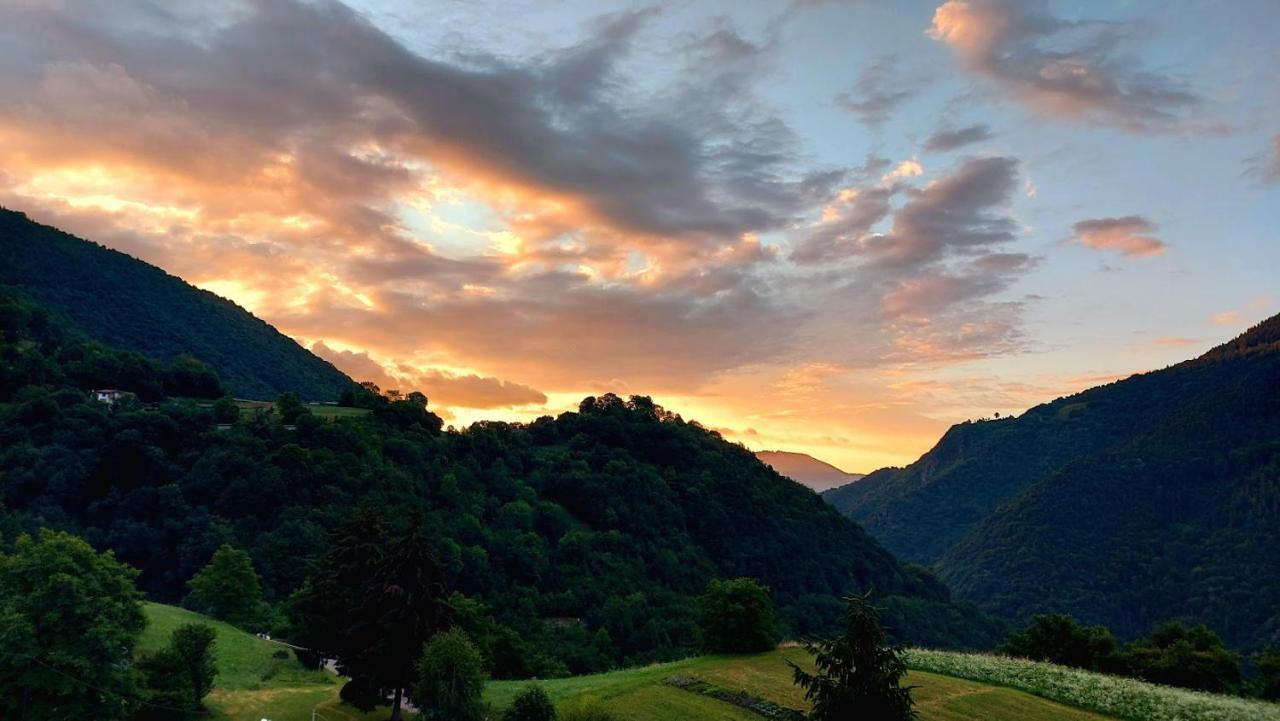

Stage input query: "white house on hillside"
[{"left": 92, "top": 389, "right": 134, "bottom": 405}]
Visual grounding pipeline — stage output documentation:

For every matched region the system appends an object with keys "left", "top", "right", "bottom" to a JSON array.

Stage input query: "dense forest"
[
  {"left": 0, "top": 208, "right": 351, "bottom": 400},
  {"left": 825, "top": 315, "right": 1280, "bottom": 651},
  {"left": 0, "top": 285, "right": 999, "bottom": 678}
]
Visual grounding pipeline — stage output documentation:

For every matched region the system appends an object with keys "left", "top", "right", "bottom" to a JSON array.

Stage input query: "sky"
[{"left": 1, "top": 0, "right": 1277, "bottom": 472}]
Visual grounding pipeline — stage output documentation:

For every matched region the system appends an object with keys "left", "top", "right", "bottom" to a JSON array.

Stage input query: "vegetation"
[
  {"left": 187, "top": 545, "right": 265, "bottom": 629},
  {"left": 290, "top": 512, "right": 452, "bottom": 719},
  {"left": 791, "top": 592, "right": 916, "bottom": 720},
  {"left": 485, "top": 647, "right": 1135, "bottom": 721},
  {"left": 1122, "top": 623, "right": 1242, "bottom": 694},
  {"left": 825, "top": 313, "right": 1280, "bottom": 652},
  {"left": 502, "top": 685, "right": 558, "bottom": 721},
  {"left": 1000, "top": 614, "right": 1120, "bottom": 672},
  {"left": 0, "top": 529, "right": 146, "bottom": 721},
  {"left": 416, "top": 629, "right": 487, "bottom": 721},
  {"left": 906, "top": 648, "right": 1280, "bottom": 721},
  {"left": 698, "top": 577, "right": 777, "bottom": 654},
  {"left": 0, "top": 207, "right": 351, "bottom": 400},
  {"left": 0, "top": 283, "right": 998, "bottom": 679},
  {"left": 135, "top": 623, "right": 217, "bottom": 720}
]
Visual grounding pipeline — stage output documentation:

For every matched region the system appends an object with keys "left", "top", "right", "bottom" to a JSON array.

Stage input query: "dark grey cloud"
[
  {"left": 923, "top": 123, "right": 994, "bottom": 152},
  {"left": 1245, "top": 135, "right": 1280, "bottom": 185},
  {"left": 869, "top": 156, "right": 1020, "bottom": 269},
  {"left": 836, "top": 55, "right": 925, "bottom": 129},
  {"left": 0, "top": 0, "right": 832, "bottom": 249},
  {"left": 928, "top": 0, "right": 1202, "bottom": 133}
]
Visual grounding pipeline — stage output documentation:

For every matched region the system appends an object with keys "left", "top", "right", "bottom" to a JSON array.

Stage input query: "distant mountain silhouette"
[
  {"left": 756, "top": 450, "right": 864, "bottom": 491},
  {"left": 0, "top": 208, "right": 351, "bottom": 400},
  {"left": 824, "top": 315, "right": 1280, "bottom": 650}
]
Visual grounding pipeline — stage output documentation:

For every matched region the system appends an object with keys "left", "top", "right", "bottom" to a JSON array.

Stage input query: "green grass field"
[
  {"left": 140, "top": 603, "right": 376, "bottom": 721},
  {"left": 141, "top": 604, "right": 1276, "bottom": 721},
  {"left": 485, "top": 647, "right": 1114, "bottom": 721}
]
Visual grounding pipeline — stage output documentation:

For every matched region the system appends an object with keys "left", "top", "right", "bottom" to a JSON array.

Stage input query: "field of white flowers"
[{"left": 906, "top": 649, "right": 1280, "bottom": 721}]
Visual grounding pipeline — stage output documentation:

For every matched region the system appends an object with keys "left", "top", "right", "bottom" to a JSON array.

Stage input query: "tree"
[
  {"left": 698, "top": 577, "right": 777, "bottom": 653},
  {"left": 1121, "top": 622, "right": 1241, "bottom": 693},
  {"left": 275, "top": 391, "right": 308, "bottom": 423},
  {"left": 290, "top": 512, "right": 452, "bottom": 721},
  {"left": 135, "top": 647, "right": 195, "bottom": 720},
  {"left": 211, "top": 395, "right": 240, "bottom": 423},
  {"left": 1000, "top": 614, "right": 1118, "bottom": 671},
  {"left": 414, "top": 629, "right": 486, "bottom": 721},
  {"left": 188, "top": 544, "right": 263, "bottom": 628},
  {"left": 502, "top": 684, "right": 557, "bottom": 721},
  {"left": 168, "top": 624, "right": 217, "bottom": 709},
  {"left": 0, "top": 529, "right": 146, "bottom": 721},
  {"left": 1256, "top": 646, "right": 1280, "bottom": 700},
  {"left": 791, "top": 592, "right": 916, "bottom": 721}
]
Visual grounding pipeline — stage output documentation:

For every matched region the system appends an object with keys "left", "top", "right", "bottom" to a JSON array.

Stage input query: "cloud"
[
  {"left": 1071, "top": 216, "right": 1167, "bottom": 257},
  {"left": 310, "top": 341, "right": 547, "bottom": 408},
  {"left": 1244, "top": 135, "right": 1280, "bottom": 185},
  {"left": 836, "top": 55, "right": 925, "bottom": 128},
  {"left": 927, "top": 0, "right": 1201, "bottom": 133},
  {"left": 923, "top": 123, "right": 994, "bottom": 152}
]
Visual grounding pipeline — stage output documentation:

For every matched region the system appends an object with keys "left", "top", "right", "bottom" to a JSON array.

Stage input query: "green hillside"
[
  {"left": 0, "top": 286, "right": 997, "bottom": 679},
  {"left": 0, "top": 208, "right": 351, "bottom": 400},
  {"left": 825, "top": 315, "right": 1280, "bottom": 649},
  {"left": 485, "top": 648, "right": 1118, "bottom": 721},
  {"left": 140, "top": 602, "right": 1125, "bottom": 721}
]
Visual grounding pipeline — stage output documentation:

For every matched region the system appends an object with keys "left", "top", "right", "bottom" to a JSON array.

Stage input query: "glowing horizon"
[{"left": 1, "top": 0, "right": 1276, "bottom": 472}]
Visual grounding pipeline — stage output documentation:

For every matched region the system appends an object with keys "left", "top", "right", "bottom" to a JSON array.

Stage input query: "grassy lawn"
[
  {"left": 148, "top": 603, "right": 1258, "bottom": 721},
  {"left": 140, "top": 603, "right": 378, "bottom": 721},
  {"left": 485, "top": 647, "right": 1116, "bottom": 721}
]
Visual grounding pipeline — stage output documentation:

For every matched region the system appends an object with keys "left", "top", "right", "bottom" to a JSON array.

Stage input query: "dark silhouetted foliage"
[
  {"left": 503, "top": 685, "right": 557, "bottom": 721},
  {"left": 1000, "top": 614, "right": 1119, "bottom": 672},
  {"left": 698, "top": 577, "right": 777, "bottom": 654},
  {"left": 791, "top": 592, "right": 915, "bottom": 721},
  {"left": 0, "top": 207, "right": 349, "bottom": 399}
]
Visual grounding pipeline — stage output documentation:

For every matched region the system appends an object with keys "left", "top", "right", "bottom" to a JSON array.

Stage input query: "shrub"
[
  {"left": 698, "top": 577, "right": 777, "bottom": 654},
  {"left": 1121, "top": 623, "right": 1242, "bottom": 693},
  {"left": 415, "top": 628, "right": 486, "bottom": 721},
  {"left": 503, "top": 684, "right": 557, "bottom": 721},
  {"left": 999, "top": 613, "right": 1119, "bottom": 672}
]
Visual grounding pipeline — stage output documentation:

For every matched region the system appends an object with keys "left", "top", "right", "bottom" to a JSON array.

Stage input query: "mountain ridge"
[
  {"left": 755, "top": 450, "right": 864, "bottom": 492},
  {"left": 824, "top": 314, "right": 1280, "bottom": 649},
  {"left": 0, "top": 207, "right": 352, "bottom": 400}
]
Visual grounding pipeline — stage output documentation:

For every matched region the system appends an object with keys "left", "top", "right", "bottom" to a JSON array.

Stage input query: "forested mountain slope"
[
  {"left": 0, "top": 208, "right": 350, "bottom": 400},
  {"left": 0, "top": 287, "right": 999, "bottom": 677},
  {"left": 825, "top": 316, "right": 1280, "bottom": 649}
]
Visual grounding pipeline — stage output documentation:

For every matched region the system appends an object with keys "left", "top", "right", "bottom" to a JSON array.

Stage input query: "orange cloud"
[{"left": 1072, "top": 216, "right": 1167, "bottom": 257}]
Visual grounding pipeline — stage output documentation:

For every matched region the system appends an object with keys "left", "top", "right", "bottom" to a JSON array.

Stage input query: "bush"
[
  {"left": 187, "top": 545, "right": 264, "bottom": 628},
  {"left": 415, "top": 628, "right": 486, "bottom": 721},
  {"left": 1256, "top": 646, "right": 1280, "bottom": 700},
  {"left": 999, "top": 613, "right": 1119, "bottom": 672},
  {"left": 1121, "top": 623, "right": 1242, "bottom": 694},
  {"left": 698, "top": 577, "right": 777, "bottom": 654},
  {"left": 503, "top": 684, "right": 557, "bottom": 721},
  {"left": 339, "top": 678, "right": 384, "bottom": 711}
]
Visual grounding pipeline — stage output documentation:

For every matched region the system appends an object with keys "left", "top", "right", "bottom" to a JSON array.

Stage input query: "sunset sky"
[{"left": 2, "top": 0, "right": 1277, "bottom": 471}]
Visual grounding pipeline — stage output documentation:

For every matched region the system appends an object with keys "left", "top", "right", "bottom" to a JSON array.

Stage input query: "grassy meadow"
[{"left": 141, "top": 604, "right": 1279, "bottom": 721}]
